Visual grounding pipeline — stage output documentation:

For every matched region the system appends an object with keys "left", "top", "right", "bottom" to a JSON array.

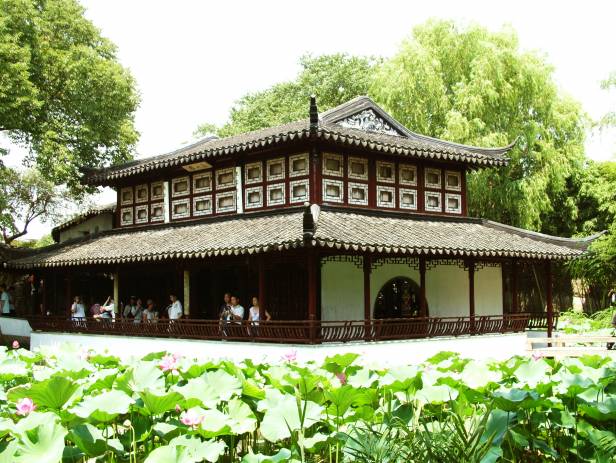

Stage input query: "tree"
[
  {"left": 0, "top": 0, "right": 139, "bottom": 193},
  {"left": 0, "top": 167, "right": 67, "bottom": 245},
  {"left": 371, "top": 20, "right": 588, "bottom": 233},
  {"left": 195, "top": 54, "right": 379, "bottom": 138}
]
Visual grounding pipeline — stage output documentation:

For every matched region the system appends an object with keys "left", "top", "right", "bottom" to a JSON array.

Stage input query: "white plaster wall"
[
  {"left": 0, "top": 317, "right": 32, "bottom": 338},
  {"left": 475, "top": 266, "right": 504, "bottom": 316},
  {"left": 59, "top": 213, "right": 114, "bottom": 243},
  {"left": 320, "top": 260, "right": 363, "bottom": 321},
  {"left": 31, "top": 331, "right": 529, "bottom": 366},
  {"left": 426, "top": 264, "right": 469, "bottom": 317}
]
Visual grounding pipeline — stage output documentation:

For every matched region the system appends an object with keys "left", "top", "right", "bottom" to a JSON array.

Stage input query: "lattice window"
[
  {"left": 445, "top": 170, "right": 462, "bottom": 191},
  {"left": 193, "top": 195, "right": 213, "bottom": 216},
  {"left": 376, "top": 161, "right": 395, "bottom": 183},
  {"left": 267, "top": 183, "right": 285, "bottom": 206},
  {"left": 289, "top": 179, "right": 309, "bottom": 204},
  {"left": 424, "top": 168, "right": 441, "bottom": 189},
  {"left": 150, "top": 203, "right": 164, "bottom": 222},
  {"left": 289, "top": 153, "right": 309, "bottom": 177},
  {"left": 244, "top": 186, "right": 263, "bottom": 209},
  {"left": 399, "top": 164, "right": 417, "bottom": 186},
  {"left": 171, "top": 198, "right": 190, "bottom": 219},
  {"left": 445, "top": 193, "right": 462, "bottom": 214},
  {"left": 120, "top": 207, "right": 133, "bottom": 226},
  {"left": 322, "top": 179, "right": 344, "bottom": 203},
  {"left": 150, "top": 182, "right": 164, "bottom": 201},
  {"left": 244, "top": 162, "right": 263, "bottom": 184},
  {"left": 216, "top": 191, "right": 236, "bottom": 213},
  {"left": 193, "top": 171, "right": 213, "bottom": 193},
  {"left": 171, "top": 176, "right": 190, "bottom": 197},
  {"left": 348, "top": 182, "right": 369, "bottom": 206},
  {"left": 425, "top": 259, "right": 466, "bottom": 271},
  {"left": 135, "top": 204, "right": 149, "bottom": 224},
  {"left": 425, "top": 191, "right": 442, "bottom": 212},
  {"left": 267, "top": 158, "right": 286, "bottom": 181},
  {"left": 135, "top": 184, "right": 149, "bottom": 203},
  {"left": 399, "top": 188, "right": 418, "bottom": 210},
  {"left": 322, "top": 153, "right": 343, "bottom": 177},
  {"left": 216, "top": 168, "right": 235, "bottom": 190},
  {"left": 377, "top": 185, "right": 395, "bottom": 208},
  {"left": 120, "top": 187, "right": 133, "bottom": 206},
  {"left": 348, "top": 157, "right": 369, "bottom": 180}
]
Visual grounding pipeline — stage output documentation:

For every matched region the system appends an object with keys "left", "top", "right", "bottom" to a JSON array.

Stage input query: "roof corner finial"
[
  {"left": 303, "top": 202, "right": 315, "bottom": 242},
  {"left": 309, "top": 95, "right": 319, "bottom": 132}
]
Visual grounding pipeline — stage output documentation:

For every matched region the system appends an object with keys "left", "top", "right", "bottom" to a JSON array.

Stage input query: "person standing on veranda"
[
  {"left": 0, "top": 285, "right": 9, "bottom": 316},
  {"left": 70, "top": 296, "right": 86, "bottom": 320},
  {"left": 167, "top": 294, "right": 183, "bottom": 320}
]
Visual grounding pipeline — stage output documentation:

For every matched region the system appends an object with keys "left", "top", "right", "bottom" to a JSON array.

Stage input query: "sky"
[{"left": 4, "top": 0, "right": 616, "bottom": 238}]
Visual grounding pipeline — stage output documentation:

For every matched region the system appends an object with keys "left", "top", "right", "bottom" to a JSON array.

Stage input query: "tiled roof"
[
  {"left": 84, "top": 97, "right": 511, "bottom": 185},
  {"left": 51, "top": 203, "right": 116, "bottom": 242},
  {"left": 311, "top": 209, "right": 597, "bottom": 259},
  {"left": 5, "top": 207, "right": 596, "bottom": 269}
]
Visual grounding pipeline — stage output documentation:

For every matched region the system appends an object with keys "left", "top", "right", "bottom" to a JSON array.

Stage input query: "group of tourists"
[
  {"left": 70, "top": 294, "right": 183, "bottom": 322},
  {"left": 218, "top": 293, "right": 271, "bottom": 323},
  {"left": 68, "top": 292, "right": 272, "bottom": 323}
]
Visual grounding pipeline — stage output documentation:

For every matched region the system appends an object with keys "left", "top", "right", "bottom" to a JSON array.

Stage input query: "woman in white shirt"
[
  {"left": 248, "top": 296, "right": 271, "bottom": 324},
  {"left": 70, "top": 296, "right": 86, "bottom": 320},
  {"left": 167, "top": 294, "right": 183, "bottom": 320}
]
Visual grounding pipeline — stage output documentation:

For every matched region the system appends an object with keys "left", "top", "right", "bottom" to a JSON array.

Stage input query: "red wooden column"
[
  {"left": 419, "top": 256, "right": 427, "bottom": 317},
  {"left": 307, "top": 250, "right": 319, "bottom": 343},
  {"left": 468, "top": 260, "right": 476, "bottom": 333},
  {"left": 65, "top": 273, "right": 72, "bottom": 317},
  {"left": 511, "top": 260, "right": 519, "bottom": 313},
  {"left": 258, "top": 254, "right": 267, "bottom": 320},
  {"left": 546, "top": 260, "right": 553, "bottom": 338},
  {"left": 363, "top": 254, "right": 372, "bottom": 340}
]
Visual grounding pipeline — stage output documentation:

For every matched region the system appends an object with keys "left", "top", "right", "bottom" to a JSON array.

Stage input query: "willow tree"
[{"left": 372, "top": 20, "right": 587, "bottom": 234}]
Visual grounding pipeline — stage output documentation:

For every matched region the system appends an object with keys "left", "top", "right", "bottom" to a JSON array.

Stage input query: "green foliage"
[
  {"left": 559, "top": 307, "right": 616, "bottom": 334},
  {"left": 0, "top": 166, "right": 67, "bottom": 245},
  {"left": 0, "top": 345, "right": 615, "bottom": 461},
  {"left": 194, "top": 53, "right": 379, "bottom": 138},
  {"left": 371, "top": 20, "right": 587, "bottom": 232},
  {"left": 0, "top": 0, "right": 139, "bottom": 193}
]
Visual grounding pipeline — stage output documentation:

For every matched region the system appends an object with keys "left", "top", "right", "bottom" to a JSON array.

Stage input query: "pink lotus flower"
[
  {"left": 180, "top": 409, "right": 203, "bottom": 428},
  {"left": 16, "top": 398, "right": 36, "bottom": 416},
  {"left": 335, "top": 372, "right": 347, "bottom": 385},
  {"left": 532, "top": 352, "right": 544, "bottom": 361},
  {"left": 159, "top": 354, "right": 179, "bottom": 374},
  {"left": 11, "top": 340, "right": 19, "bottom": 349},
  {"left": 281, "top": 350, "right": 297, "bottom": 363},
  {"left": 175, "top": 404, "right": 182, "bottom": 413}
]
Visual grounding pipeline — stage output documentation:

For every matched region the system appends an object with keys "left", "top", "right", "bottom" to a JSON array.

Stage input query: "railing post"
[
  {"left": 363, "top": 254, "right": 372, "bottom": 341},
  {"left": 468, "top": 260, "right": 476, "bottom": 334}
]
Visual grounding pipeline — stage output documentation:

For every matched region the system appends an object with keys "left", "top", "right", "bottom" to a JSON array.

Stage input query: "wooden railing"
[
  {"left": 525, "top": 313, "right": 559, "bottom": 330},
  {"left": 26, "top": 314, "right": 529, "bottom": 344}
]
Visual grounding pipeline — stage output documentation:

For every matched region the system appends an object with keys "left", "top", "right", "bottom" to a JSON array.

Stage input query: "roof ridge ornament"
[
  {"left": 303, "top": 202, "right": 316, "bottom": 242},
  {"left": 309, "top": 95, "right": 319, "bottom": 134},
  {"left": 337, "top": 108, "right": 401, "bottom": 136}
]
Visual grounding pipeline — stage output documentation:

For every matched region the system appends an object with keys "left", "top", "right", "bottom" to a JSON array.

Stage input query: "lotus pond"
[{"left": 0, "top": 344, "right": 615, "bottom": 462}]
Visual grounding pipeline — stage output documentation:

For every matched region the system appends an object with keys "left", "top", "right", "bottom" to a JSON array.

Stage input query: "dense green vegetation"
[
  {"left": 0, "top": 345, "right": 615, "bottom": 462},
  {"left": 559, "top": 307, "right": 616, "bottom": 334}
]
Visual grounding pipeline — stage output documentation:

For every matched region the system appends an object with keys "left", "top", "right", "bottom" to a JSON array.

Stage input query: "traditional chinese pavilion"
[{"left": 4, "top": 96, "right": 598, "bottom": 345}]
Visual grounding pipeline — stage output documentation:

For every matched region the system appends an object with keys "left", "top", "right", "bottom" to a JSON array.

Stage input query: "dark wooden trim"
[
  {"left": 468, "top": 260, "right": 476, "bottom": 333},
  {"left": 546, "top": 260, "right": 553, "bottom": 338},
  {"left": 26, "top": 313, "right": 530, "bottom": 343},
  {"left": 307, "top": 249, "right": 319, "bottom": 344},
  {"left": 363, "top": 254, "right": 372, "bottom": 329},
  {"left": 511, "top": 260, "right": 519, "bottom": 313},
  {"left": 419, "top": 256, "right": 427, "bottom": 317},
  {"left": 258, "top": 254, "right": 266, "bottom": 320}
]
